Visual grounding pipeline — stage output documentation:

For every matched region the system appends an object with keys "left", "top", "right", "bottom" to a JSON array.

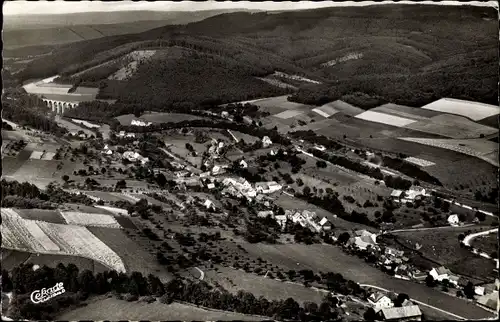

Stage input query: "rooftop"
[{"left": 380, "top": 305, "right": 422, "bottom": 320}]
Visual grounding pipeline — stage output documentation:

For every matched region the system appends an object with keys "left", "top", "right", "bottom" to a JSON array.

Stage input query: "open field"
[
  {"left": 36, "top": 221, "right": 126, "bottom": 272},
  {"left": 1, "top": 156, "right": 26, "bottom": 176},
  {"left": 109, "top": 50, "right": 157, "bottom": 80},
  {"left": 421, "top": 98, "right": 499, "bottom": 121},
  {"left": 14, "top": 208, "right": 67, "bottom": 224},
  {"left": 2, "top": 209, "right": 60, "bottom": 252},
  {"left": 71, "top": 119, "right": 101, "bottom": 128},
  {"left": 274, "top": 109, "right": 305, "bottom": 119},
  {"left": 372, "top": 103, "right": 441, "bottom": 119},
  {"left": 399, "top": 137, "right": 498, "bottom": 166},
  {"left": 240, "top": 95, "right": 311, "bottom": 115},
  {"left": 1, "top": 249, "right": 109, "bottom": 274},
  {"left": 404, "top": 156, "right": 435, "bottom": 167},
  {"left": 239, "top": 242, "right": 493, "bottom": 319},
  {"left": 471, "top": 234, "right": 498, "bottom": 256},
  {"left": 205, "top": 265, "right": 326, "bottom": 304},
  {"left": 58, "top": 296, "right": 264, "bottom": 321},
  {"left": 139, "top": 112, "right": 205, "bottom": 124},
  {"left": 55, "top": 116, "right": 97, "bottom": 137},
  {"left": 355, "top": 110, "right": 418, "bottom": 127},
  {"left": 312, "top": 103, "right": 339, "bottom": 118},
  {"left": 391, "top": 226, "right": 496, "bottom": 280},
  {"left": 323, "top": 100, "right": 364, "bottom": 116},
  {"left": 404, "top": 114, "right": 498, "bottom": 139},
  {"left": 87, "top": 227, "right": 172, "bottom": 282}
]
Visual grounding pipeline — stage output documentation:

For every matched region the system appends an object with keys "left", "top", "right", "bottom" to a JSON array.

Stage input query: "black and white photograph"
[{"left": 1, "top": 0, "right": 499, "bottom": 320}]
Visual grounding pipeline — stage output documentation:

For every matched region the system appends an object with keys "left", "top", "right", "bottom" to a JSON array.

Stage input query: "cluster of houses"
[
  {"left": 270, "top": 209, "right": 332, "bottom": 232},
  {"left": 122, "top": 151, "right": 149, "bottom": 165},
  {"left": 367, "top": 292, "right": 422, "bottom": 321},
  {"left": 390, "top": 187, "right": 427, "bottom": 203},
  {"left": 347, "top": 230, "right": 379, "bottom": 251},
  {"left": 117, "top": 130, "right": 136, "bottom": 138},
  {"left": 130, "top": 119, "right": 152, "bottom": 127}
]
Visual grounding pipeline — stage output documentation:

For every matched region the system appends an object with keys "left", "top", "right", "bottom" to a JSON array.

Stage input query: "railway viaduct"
[{"left": 42, "top": 99, "right": 79, "bottom": 115}]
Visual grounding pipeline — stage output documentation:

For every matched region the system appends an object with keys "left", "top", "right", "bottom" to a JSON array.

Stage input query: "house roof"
[
  {"left": 435, "top": 266, "right": 452, "bottom": 276},
  {"left": 319, "top": 217, "right": 329, "bottom": 226},
  {"left": 391, "top": 190, "right": 403, "bottom": 197},
  {"left": 380, "top": 305, "right": 422, "bottom": 320},
  {"left": 369, "top": 292, "right": 388, "bottom": 303}
]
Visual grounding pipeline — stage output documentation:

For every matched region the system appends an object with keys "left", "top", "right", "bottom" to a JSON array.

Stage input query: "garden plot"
[
  {"left": 29, "top": 151, "right": 44, "bottom": 159},
  {"left": 60, "top": 212, "right": 122, "bottom": 229},
  {"left": 355, "top": 110, "right": 417, "bottom": 127},
  {"left": 274, "top": 109, "right": 305, "bottom": 119},
  {"left": 312, "top": 104, "right": 339, "bottom": 118},
  {"left": 399, "top": 138, "right": 499, "bottom": 166},
  {"left": 404, "top": 114, "right": 498, "bottom": 139},
  {"left": 37, "top": 221, "right": 126, "bottom": 272},
  {"left": 421, "top": 98, "right": 500, "bottom": 121},
  {"left": 2, "top": 209, "right": 60, "bottom": 252},
  {"left": 404, "top": 156, "right": 435, "bottom": 167}
]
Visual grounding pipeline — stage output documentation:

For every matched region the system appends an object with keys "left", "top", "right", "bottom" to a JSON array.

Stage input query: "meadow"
[
  {"left": 204, "top": 265, "right": 327, "bottom": 304},
  {"left": 58, "top": 296, "right": 265, "bottom": 321},
  {"left": 421, "top": 98, "right": 499, "bottom": 121}
]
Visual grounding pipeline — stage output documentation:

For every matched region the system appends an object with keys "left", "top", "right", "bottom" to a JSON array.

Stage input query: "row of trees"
[
  {"left": 381, "top": 156, "right": 442, "bottom": 186},
  {"left": 1, "top": 180, "right": 94, "bottom": 209}
]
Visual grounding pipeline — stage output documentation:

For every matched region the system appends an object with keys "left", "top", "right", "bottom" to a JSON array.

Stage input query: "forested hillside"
[{"left": 11, "top": 4, "right": 498, "bottom": 110}]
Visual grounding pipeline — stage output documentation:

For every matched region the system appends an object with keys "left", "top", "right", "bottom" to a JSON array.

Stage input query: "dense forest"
[{"left": 11, "top": 5, "right": 497, "bottom": 109}]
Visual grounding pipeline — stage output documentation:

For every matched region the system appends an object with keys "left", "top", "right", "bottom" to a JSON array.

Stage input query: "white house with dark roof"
[
  {"left": 429, "top": 266, "right": 459, "bottom": 286},
  {"left": 368, "top": 292, "right": 394, "bottom": 312}
]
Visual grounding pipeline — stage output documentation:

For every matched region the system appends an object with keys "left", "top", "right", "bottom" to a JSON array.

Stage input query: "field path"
[{"left": 388, "top": 224, "right": 476, "bottom": 234}]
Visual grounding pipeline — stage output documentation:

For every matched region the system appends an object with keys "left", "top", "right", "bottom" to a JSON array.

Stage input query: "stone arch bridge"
[{"left": 42, "top": 99, "right": 79, "bottom": 114}]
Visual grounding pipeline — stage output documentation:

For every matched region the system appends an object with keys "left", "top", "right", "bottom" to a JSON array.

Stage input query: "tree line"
[{"left": 3, "top": 261, "right": 366, "bottom": 321}]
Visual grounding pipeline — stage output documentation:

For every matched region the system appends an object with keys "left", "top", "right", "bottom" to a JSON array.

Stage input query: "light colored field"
[
  {"left": 244, "top": 95, "right": 309, "bottom": 112},
  {"left": 312, "top": 104, "right": 338, "bottom": 118},
  {"left": 71, "top": 119, "right": 101, "bottom": 128},
  {"left": 403, "top": 156, "right": 435, "bottom": 167},
  {"left": 29, "top": 151, "right": 44, "bottom": 159},
  {"left": 37, "top": 221, "right": 126, "bottom": 272},
  {"left": 84, "top": 191, "right": 129, "bottom": 202},
  {"left": 95, "top": 205, "right": 129, "bottom": 216},
  {"left": 405, "top": 114, "right": 498, "bottom": 139},
  {"left": 399, "top": 137, "right": 499, "bottom": 166},
  {"left": 58, "top": 297, "right": 264, "bottom": 321},
  {"left": 139, "top": 112, "right": 204, "bottom": 124},
  {"left": 355, "top": 110, "right": 417, "bottom": 127},
  {"left": 109, "top": 50, "right": 157, "bottom": 80},
  {"left": 115, "top": 114, "right": 138, "bottom": 126},
  {"left": 60, "top": 212, "right": 122, "bottom": 229},
  {"left": 113, "top": 192, "right": 141, "bottom": 203},
  {"left": 256, "top": 77, "right": 298, "bottom": 90},
  {"left": 2, "top": 209, "right": 60, "bottom": 252},
  {"left": 274, "top": 109, "right": 305, "bottom": 119},
  {"left": 421, "top": 98, "right": 500, "bottom": 121},
  {"left": 205, "top": 266, "right": 326, "bottom": 304}
]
